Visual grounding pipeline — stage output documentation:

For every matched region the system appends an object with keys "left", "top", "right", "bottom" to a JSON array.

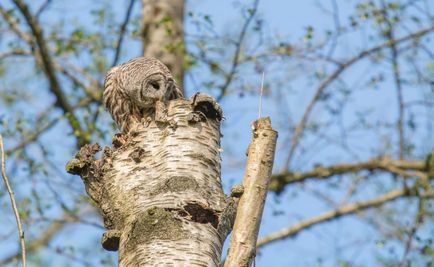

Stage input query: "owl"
[{"left": 103, "top": 57, "right": 183, "bottom": 133}]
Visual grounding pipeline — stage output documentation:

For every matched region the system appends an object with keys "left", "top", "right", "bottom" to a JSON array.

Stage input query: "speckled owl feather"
[{"left": 103, "top": 57, "right": 183, "bottom": 133}]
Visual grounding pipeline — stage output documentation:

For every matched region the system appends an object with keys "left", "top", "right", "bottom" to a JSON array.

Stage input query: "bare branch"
[
  {"left": 0, "top": 135, "right": 26, "bottom": 267},
  {"left": 257, "top": 189, "right": 434, "bottom": 248},
  {"left": 270, "top": 156, "right": 426, "bottom": 192},
  {"left": 35, "top": 0, "right": 52, "bottom": 19},
  {"left": 11, "top": 0, "right": 88, "bottom": 147},
  {"left": 397, "top": 197, "right": 425, "bottom": 267},
  {"left": 5, "top": 117, "right": 59, "bottom": 156},
  {"left": 0, "top": 46, "right": 101, "bottom": 103},
  {"left": 0, "top": 212, "right": 77, "bottom": 266},
  {"left": 283, "top": 25, "right": 434, "bottom": 169},
  {"left": 0, "top": 201, "right": 100, "bottom": 266},
  {"left": 379, "top": 0, "right": 405, "bottom": 162},
  {"left": 224, "top": 118, "right": 277, "bottom": 267},
  {"left": 4, "top": 94, "right": 99, "bottom": 156},
  {"left": 217, "top": 0, "right": 260, "bottom": 101},
  {"left": 0, "top": 5, "right": 32, "bottom": 43},
  {"left": 0, "top": 49, "right": 29, "bottom": 60},
  {"left": 53, "top": 61, "right": 101, "bottom": 102},
  {"left": 112, "top": 0, "right": 136, "bottom": 67},
  {"left": 390, "top": 34, "right": 405, "bottom": 160}
]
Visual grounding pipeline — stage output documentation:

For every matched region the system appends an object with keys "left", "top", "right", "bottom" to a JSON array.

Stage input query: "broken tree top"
[{"left": 66, "top": 94, "right": 238, "bottom": 267}]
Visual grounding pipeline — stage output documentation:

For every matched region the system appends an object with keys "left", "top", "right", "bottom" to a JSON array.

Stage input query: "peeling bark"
[{"left": 67, "top": 94, "right": 237, "bottom": 266}]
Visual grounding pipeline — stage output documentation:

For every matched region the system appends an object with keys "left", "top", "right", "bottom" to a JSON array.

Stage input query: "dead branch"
[{"left": 224, "top": 118, "right": 278, "bottom": 267}]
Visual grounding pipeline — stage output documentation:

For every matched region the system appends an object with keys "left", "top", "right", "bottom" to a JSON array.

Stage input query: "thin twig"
[
  {"left": 217, "top": 0, "right": 260, "bottom": 101},
  {"left": 0, "top": 211, "right": 77, "bottom": 266},
  {"left": 325, "top": 0, "right": 341, "bottom": 58},
  {"left": 53, "top": 61, "right": 101, "bottom": 102},
  {"left": 11, "top": 0, "right": 74, "bottom": 115},
  {"left": 0, "top": 50, "right": 29, "bottom": 60},
  {"left": 0, "top": 134, "right": 26, "bottom": 267},
  {"left": 111, "top": 0, "right": 136, "bottom": 67},
  {"left": 11, "top": 0, "right": 88, "bottom": 147},
  {"left": 6, "top": 117, "right": 59, "bottom": 156},
  {"left": 380, "top": 1, "right": 405, "bottom": 160},
  {"left": 0, "top": 200, "right": 101, "bottom": 266},
  {"left": 258, "top": 72, "right": 265, "bottom": 118},
  {"left": 397, "top": 197, "right": 425, "bottom": 267},
  {"left": 0, "top": 4, "right": 33, "bottom": 43},
  {"left": 0, "top": 45, "right": 101, "bottom": 103},
  {"left": 35, "top": 0, "right": 52, "bottom": 19}
]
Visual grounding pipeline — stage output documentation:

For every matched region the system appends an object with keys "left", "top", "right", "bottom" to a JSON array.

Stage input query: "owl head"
[
  {"left": 122, "top": 57, "right": 182, "bottom": 108},
  {"left": 103, "top": 57, "right": 184, "bottom": 133}
]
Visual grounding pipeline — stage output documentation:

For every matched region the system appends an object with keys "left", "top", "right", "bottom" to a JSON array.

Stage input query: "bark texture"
[
  {"left": 141, "top": 0, "right": 185, "bottom": 89},
  {"left": 67, "top": 94, "right": 236, "bottom": 266},
  {"left": 224, "top": 118, "right": 278, "bottom": 267}
]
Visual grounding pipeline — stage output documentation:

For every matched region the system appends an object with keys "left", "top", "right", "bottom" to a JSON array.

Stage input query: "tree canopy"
[{"left": 0, "top": 0, "right": 433, "bottom": 266}]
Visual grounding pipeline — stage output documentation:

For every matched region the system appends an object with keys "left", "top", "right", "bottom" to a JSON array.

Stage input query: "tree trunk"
[
  {"left": 66, "top": 94, "right": 236, "bottom": 266},
  {"left": 141, "top": 0, "right": 185, "bottom": 90}
]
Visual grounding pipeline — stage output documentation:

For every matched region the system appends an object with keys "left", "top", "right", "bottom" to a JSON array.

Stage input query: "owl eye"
[{"left": 149, "top": 81, "right": 160, "bottom": 90}]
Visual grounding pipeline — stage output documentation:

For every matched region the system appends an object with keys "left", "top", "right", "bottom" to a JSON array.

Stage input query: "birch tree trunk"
[
  {"left": 141, "top": 0, "right": 185, "bottom": 89},
  {"left": 66, "top": 94, "right": 236, "bottom": 266}
]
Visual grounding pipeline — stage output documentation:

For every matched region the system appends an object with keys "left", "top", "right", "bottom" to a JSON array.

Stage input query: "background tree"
[{"left": 0, "top": 0, "right": 433, "bottom": 266}]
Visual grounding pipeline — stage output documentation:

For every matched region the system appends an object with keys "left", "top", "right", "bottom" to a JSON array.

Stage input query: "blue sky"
[
  {"left": 1, "top": 0, "right": 433, "bottom": 266},
  {"left": 187, "top": 1, "right": 433, "bottom": 266}
]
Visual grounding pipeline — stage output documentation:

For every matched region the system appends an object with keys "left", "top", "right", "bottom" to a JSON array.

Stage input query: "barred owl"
[{"left": 103, "top": 57, "right": 183, "bottom": 133}]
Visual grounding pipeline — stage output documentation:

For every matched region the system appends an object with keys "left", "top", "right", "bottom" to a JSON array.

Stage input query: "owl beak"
[
  {"left": 165, "top": 79, "right": 176, "bottom": 96},
  {"left": 166, "top": 79, "right": 175, "bottom": 90}
]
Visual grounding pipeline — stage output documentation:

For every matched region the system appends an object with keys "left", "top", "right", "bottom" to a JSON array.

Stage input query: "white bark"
[
  {"left": 224, "top": 118, "right": 278, "bottom": 267},
  {"left": 67, "top": 94, "right": 236, "bottom": 266}
]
